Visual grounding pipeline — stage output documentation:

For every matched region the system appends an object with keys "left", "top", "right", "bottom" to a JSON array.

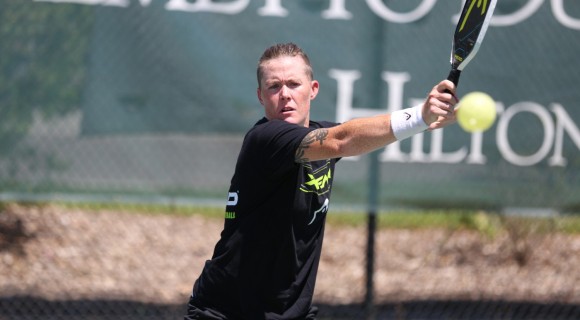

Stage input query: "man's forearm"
[{"left": 295, "top": 114, "right": 396, "bottom": 163}]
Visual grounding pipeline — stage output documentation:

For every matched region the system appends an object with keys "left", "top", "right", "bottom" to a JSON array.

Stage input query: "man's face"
[{"left": 257, "top": 55, "right": 319, "bottom": 127}]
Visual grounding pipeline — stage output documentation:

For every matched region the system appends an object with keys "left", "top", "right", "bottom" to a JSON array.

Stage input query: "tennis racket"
[{"left": 447, "top": 0, "right": 497, "bottom": 88}]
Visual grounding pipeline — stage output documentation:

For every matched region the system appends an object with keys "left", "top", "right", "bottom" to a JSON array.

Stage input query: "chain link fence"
[
  {"left": 2, "top": 202, "right": 580, "bottom": 319},
  {"left": 1, "top": 206, "right": 580, "bottom": 320}
]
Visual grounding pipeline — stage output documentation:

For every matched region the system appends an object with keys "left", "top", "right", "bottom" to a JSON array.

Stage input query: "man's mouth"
[{"left": 281, "top": 107, "right": 295, "bottom": 113}]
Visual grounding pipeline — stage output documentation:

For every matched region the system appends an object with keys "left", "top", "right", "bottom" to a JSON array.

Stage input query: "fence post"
[{"left": 365, "top": 150, "right": 380, "bottom": 320}]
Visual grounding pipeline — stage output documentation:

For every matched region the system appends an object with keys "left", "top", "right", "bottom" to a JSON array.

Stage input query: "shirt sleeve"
[{"left": 246, "top": 120, "right": 313, "bottom": 178}]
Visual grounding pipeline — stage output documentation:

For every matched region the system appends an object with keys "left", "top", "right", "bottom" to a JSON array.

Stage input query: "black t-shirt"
[{"left": 191, "top": 117, "right": 340, "bottom": 319}]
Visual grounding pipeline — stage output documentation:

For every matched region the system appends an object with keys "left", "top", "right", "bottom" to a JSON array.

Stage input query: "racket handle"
[{"left": 447, "top": 69, "right": 462, "bottom": 87}]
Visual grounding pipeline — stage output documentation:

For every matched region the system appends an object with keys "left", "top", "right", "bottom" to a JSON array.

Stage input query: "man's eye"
[{"left": 269, "top": 84, "right": 280, "bottom": 90}]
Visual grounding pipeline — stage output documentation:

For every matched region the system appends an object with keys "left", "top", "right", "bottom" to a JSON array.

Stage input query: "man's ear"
[
  {"left": 310, "top": 80, "right": 320, "bottom": 100},
  {"left": 257, "top": 87, "right": 264, "bottom": 105}
]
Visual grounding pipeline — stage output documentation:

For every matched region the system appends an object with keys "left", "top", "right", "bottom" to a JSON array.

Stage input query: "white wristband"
[{"left": 390, "top": 105, "right": 428, "bottom": 141}]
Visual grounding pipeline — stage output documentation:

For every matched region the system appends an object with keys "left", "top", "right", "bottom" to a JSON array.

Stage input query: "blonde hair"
[{"left": 257, "top": 43, "right": 313, "bottom": 87}]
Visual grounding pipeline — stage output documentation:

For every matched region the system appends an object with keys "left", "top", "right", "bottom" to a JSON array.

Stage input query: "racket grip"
[{"left": 447, "top": 69, "right": 461, "bottom": 88}]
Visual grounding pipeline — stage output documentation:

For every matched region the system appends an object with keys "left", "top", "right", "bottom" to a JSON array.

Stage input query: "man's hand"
[{"left": 422, "top": 80, "right": 459, "bottom": 130}]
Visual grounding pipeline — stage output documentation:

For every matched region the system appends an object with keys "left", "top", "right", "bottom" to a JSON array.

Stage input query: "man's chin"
[
  {"left": 268, "top": 113, "right": 308, "bottom": 127},
  {"left": 283, "top": 117, "right": 308, "bottom": 127},
  {"left": 281, "top": 116, "right": 297, "bottom": 124}
]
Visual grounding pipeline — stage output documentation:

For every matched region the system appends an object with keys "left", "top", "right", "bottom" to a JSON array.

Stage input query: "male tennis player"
[{"left": 185, "top": 43, "right": 458, "bottom": 320}]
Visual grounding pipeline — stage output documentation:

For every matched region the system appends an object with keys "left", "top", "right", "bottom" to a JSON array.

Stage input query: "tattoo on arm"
[{"left": 295, "top": 129, "right": 329, "bottom": 163}]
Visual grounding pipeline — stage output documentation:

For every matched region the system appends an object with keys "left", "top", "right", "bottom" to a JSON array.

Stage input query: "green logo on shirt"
[
  {"left": 300, "top": 161, "right": 333, "bottom": 195},
  {"left": 305, "top": 170, "right": 331, "bottom": 191}
]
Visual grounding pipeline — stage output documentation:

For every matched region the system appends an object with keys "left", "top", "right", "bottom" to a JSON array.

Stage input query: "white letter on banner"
[
  {"left": 487, "top": 0, "right": 544, "bottom": 27},
  {"left": 552, "top": 0, "right": 580, "bottom": 30},
  {"left": 366, "top": 0, "right": 436, "bottom": 23},
  {"left": 497, "top": 102, "right": 554, "bottom": 166},
  {"left": 429, "top": 129, "right": 468, "bottom": 164},
  {"left": 548, "top": 103, "right": 580, "bottom": 167},
  {"left": 258, "top": 0, "right": 288, "bottom": 17},
  {"left": 465, "top": 131, "right": 486, "bottom": 164},
  {"left": 322, "top": 0, "right": 353, "bottom": 20},
  {"left": 329, "top": 69, "right": 369, "bottom": 124},
  {"left": 166, "top": 0, "right": 249, "bottom": 14}
]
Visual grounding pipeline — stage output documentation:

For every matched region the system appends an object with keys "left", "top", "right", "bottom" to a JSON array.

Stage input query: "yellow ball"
[{"left": 457, "top": 91, "right": 497, "bottom": 132}]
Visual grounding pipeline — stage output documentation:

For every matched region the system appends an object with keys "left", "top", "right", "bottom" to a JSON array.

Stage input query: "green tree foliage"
[{"left": 0, "top": 0, "right": 94, "bottom": 153}]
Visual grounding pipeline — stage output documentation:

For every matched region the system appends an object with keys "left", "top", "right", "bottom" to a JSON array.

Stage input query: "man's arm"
[
  {"left": 295, "top": 80, "right": 458, "bottom": 163},
  {"left": 295, "top": 115, "right": 395, "bottom": 163}
]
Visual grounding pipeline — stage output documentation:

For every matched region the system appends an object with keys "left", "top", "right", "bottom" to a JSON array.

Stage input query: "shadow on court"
[{"left": 1, "top": 297, "right": 579, "bottom": 320}]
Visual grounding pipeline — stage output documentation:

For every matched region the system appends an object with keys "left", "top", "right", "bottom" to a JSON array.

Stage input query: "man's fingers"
[
  {"left": 437, "top": 80, "right": 457, "bottom": 94},
  {"left": 423, "top": 79, "right": 460, "bottom": 127}
]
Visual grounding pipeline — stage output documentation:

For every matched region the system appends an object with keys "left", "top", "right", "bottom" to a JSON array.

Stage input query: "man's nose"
[{"left": 280, "top": 85, "right": 291, "bottom": 99}]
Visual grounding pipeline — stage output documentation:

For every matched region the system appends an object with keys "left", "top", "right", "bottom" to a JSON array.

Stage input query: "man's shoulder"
[
  {"left": 253, "top": 118, "right": 339, "bottom": 129},
  {"left": 248, "top": 118, "right": 303, "bottom": 135},
  {"left": 245, "top": 118, "right": 338, "bottom": 139}
]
